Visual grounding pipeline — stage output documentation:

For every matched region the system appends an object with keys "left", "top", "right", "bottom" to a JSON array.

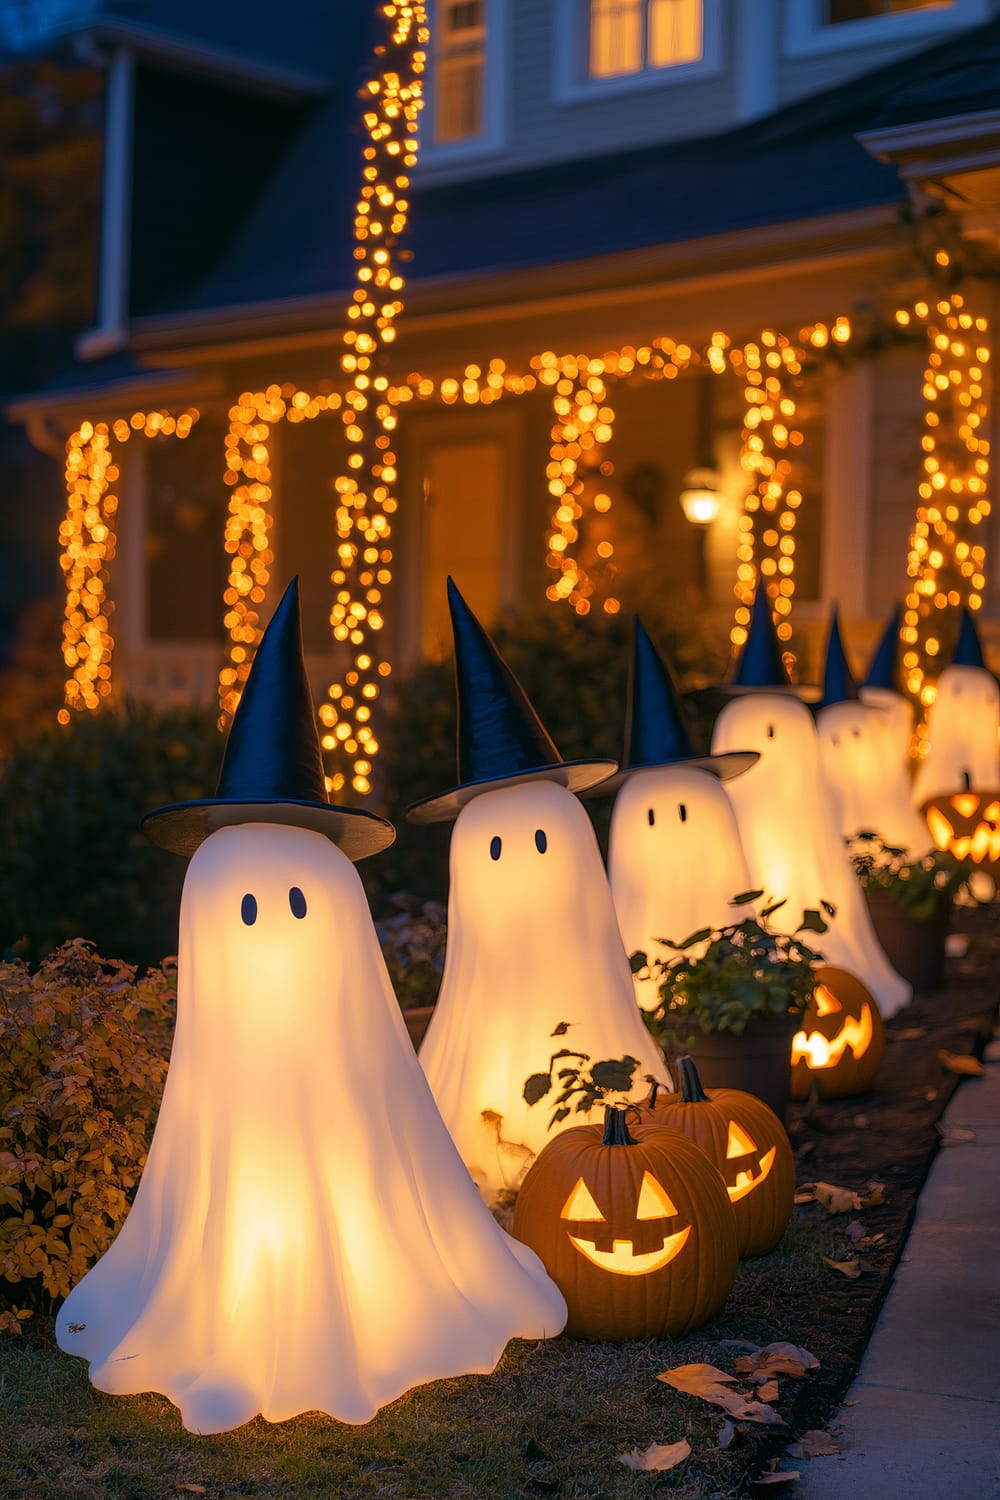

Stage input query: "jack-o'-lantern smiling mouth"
[
  {"left": 561, "top": 1170, "right": 692, "bottom": 1277},
  {"left": 726, "top": 1145, "right": 777, "bottom": 1204}
]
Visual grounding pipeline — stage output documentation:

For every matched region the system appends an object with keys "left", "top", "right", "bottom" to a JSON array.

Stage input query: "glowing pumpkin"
[
  {"left": 789, "top": 966, "right": 885, "bottom": 1101},
  {"left": 922, "top": 791, "right": 1000, "bottom": 866},
  {"left": 511, "top": 1105, "right": 738, "bottom": 1339},
  {"left": 643, "top": 1057, "right": 794, "bottom": 1258}
]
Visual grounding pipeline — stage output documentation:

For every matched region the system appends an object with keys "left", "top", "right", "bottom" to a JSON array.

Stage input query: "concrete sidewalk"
[{"left": 795, "top": 1032, "right": 1000, "bottom": 1500}]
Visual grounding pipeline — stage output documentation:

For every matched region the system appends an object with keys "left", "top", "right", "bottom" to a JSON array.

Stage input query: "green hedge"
[{"left": 0, "top": 702, "right": 220, "bottom": 968}]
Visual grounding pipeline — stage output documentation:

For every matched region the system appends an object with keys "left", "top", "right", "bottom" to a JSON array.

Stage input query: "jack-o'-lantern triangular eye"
[
  {"left": 813, "top": 984, "right": 842, "bottom": 1017},
  {"left": 561, "top": 1177, "right": 605, "bottom": 1221},
  {"left": 636, "top": 1170, "right": 678, "bottom": 1219},
  {"left": 726, "top": 1121, "right": 758, "bottom": 1159}
]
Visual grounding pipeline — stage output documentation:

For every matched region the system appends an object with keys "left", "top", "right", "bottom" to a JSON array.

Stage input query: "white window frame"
[
  {"left": 419, "top": 0, "right": 508, "bottom": 168},
  {"left": 784, "top": 0, "right": 990, "bottom": 60},
  {"left": 554, "top": 0, "right": 724, "bottom": 104}
]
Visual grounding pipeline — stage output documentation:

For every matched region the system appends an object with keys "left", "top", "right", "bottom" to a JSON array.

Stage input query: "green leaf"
[
  {"left": 675, "top": 927, "right": 713, "bottom": 951},
  {"left": 548, "top": 1105, "right": 571, "bottom": 1129},
  {"left": 731, "top": 890, "right": 764, "bottom": 905},
  {"left": 590, "top": 1056, "right": 640, "bottom": 1094},
  {"left": 522, "top": 1073, "right": 552, "bottom": 1107}
]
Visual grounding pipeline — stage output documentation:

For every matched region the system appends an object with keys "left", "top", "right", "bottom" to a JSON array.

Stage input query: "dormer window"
[
  {"left": 588, "top": 0, "right": 702, "bottom": 79},
  {"left": 433, "top": 0, "right": 486, "bottom": 143},
  {"left": 787, "top": 0, "right": 985, "bottom": 56}
]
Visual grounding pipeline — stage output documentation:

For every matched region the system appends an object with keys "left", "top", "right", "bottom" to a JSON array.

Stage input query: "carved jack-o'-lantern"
[
  {"left": 789, "top": 965, "right": 885, "bottom": 1100},
  {"left": 922, "top": 791, "right": 1000, "bottom": 866},
  {"left": 512, "top": 1106, "right": 738, "bottom": 1339},
  {"left": 643, "top": 1057, "right": 794, "bottom": 1258}
]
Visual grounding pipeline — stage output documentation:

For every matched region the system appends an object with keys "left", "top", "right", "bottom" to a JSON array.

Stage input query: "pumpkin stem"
[
  {"left": 677, "top": 1055, "right": 711, "bottom": 1104},
  {"left": 602, "top": 1105, "right": 637, "bottom": 1146}
]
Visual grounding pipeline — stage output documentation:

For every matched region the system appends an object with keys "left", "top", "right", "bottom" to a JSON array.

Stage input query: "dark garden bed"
[{"left": 1, "top": 907, "right": 998, "bottom": 1499}]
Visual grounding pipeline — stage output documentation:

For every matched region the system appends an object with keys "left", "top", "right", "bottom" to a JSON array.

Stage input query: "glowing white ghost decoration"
[
  {"left": 712, "top": 694, "right": 911, "bottom": 1017},
  {"left": 817, "top": 700, "right": 930, "bottom": 854},
  {"left": 57, "top": 822, "right": 566, "bottom": 1434},
  {"left": 859, "top": 684, "right": 914, "bottom": 772},
  {"left": 912, "top": 664, "right": 1000, "bottom": 804},
  {"left": 420, "top": 779, "right": 668, "bottom": 1198},
  {"left": 608, "top": 766, "right": 753, "bottom": 1009}
]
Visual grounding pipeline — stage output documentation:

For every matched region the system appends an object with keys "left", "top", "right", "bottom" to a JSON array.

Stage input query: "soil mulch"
[{"left": 760, "top": 900, "right": 1000, "bottom": 1453}]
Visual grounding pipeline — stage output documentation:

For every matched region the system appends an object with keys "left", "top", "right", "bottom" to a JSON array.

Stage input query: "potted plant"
[
  {"left": 375, "top": 894, "right": 446, "bottom": 1049},
  {"left": 847, "top": 831, "right": 992, "bottom": 993},
  {"left": 635, "top": 893, "right": 828, "bottom": 1118}
]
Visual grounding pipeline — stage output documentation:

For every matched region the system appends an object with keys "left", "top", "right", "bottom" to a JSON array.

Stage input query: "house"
[{"left": 7, "top": 0, "right": 1000, "bottom": 793}]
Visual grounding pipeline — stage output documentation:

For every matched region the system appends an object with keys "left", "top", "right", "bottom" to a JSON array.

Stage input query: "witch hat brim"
[
  {"left": 590, "top": 617, "right": 758, "bottom": 796},
  {"left": 142, "top": 578, "right": 395, "bottom": 860},
  {"left": 405, "top": 577, "right": 617, "bottom": 824}
]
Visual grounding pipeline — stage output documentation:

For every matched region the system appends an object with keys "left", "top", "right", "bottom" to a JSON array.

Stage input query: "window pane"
[
  {"left": 590, "top": 0, "right": 643, "bottom": 77},
  {"left": 435, "top": 52, "right": 483, "bottom": 141},
  {"left": 825, "top": 0, "right": 951, "bottom": 22},
  {"left": 444, "top": 0, "right": 484, "bottom": 32},
  {"left": 649, "top": 0, "right": 702, "bottom": 64}
]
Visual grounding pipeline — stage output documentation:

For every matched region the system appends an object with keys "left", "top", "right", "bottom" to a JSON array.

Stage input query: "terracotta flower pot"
[
  {"left": 864, "top": 890, "right": 950, "bottom": 994},
  {"left": 672, "top": 1013, "right": 798, "bottom": 1121}
]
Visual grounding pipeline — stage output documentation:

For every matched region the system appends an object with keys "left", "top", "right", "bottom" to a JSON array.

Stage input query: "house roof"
[
  {"left": 15, "top": 0, "right": 357, "bottom": 92},
  {"left": 140, "top": 15, "right": 1000, "bottom": 328}
]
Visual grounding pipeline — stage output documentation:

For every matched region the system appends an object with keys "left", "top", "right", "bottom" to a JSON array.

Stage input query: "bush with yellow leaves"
[{"left": 0, "top": 940, "right": 175, "bottom": 1334}]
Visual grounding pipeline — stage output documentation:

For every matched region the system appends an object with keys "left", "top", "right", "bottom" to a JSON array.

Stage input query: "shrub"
[
  {"left": 375, "top": 893, "right": 447, "bottom": 1009},
  {"left": 0, "top": 941, "right": 175, "bottom": 1333},
  {"left": 0, "top": 700, "right": 220, "bottom": 968}
]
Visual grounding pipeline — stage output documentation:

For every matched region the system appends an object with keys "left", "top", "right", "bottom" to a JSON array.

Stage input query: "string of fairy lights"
[
  {"left": 55, "top": 296, "right": 992, "bottom": 781},
  {"left": 52, "top": 12, "right": 992, "bottom": 783},
  {"left": 323, "top": 0, "right": 427, "bottom": 796},
  {"left": 896, "top": 277, "right": 991, "bottom": 743}
]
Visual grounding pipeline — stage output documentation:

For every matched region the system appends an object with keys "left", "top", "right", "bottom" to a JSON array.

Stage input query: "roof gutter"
[
  {"left": 124, "top": 203, "right": 904, "bottom": 363},
  {"left": 73, "top": 19, "right": 329, "bottom": 99}
]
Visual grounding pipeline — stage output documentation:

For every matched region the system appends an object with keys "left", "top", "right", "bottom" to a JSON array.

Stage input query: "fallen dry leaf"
[
  {"left": 758, "top": 1380, "right": 780, "bottom": 1402},
  {"left": 177, "top": 1488, "right": 207, "bottom": 1496},
  {"left": 845, "top": 1219, "right": 865, "bottom": 1242},
  {"left": 937, "top": 1123, "right": 977, "bottom": 1146},
  {"left": 718, "top": 1419, "right": 735, "bottom": 1450},
  {"left": 734, "top": 1343, "right": 819, "bottom": 1381},
  {"left": 858, "top": 1180, "right": 886, "bottom": 1208},
  {"left": 891, "top": 1027, "right": 926, "bottom": 1042},
  {"left": 797, "top": 1181, "right": 861, "bottom": 1213},
  {"left": 658, "top": 1364, "right": 785, "bottom": 1425},
  {"left": 752, "top": 1471, "right": 801, "bottom": 1487},
  {"left": 617, "top": 1439, "right": 691, "bottom": 1472},
  {"left": 789, "top": 1430, "right": 841, "bottom": 1458},
  {"left": 937, "top": 1049, "right": 985, "bottom": 1076},
  {"left": 820, "top": 1254, "right": 861, "bottom": 1278}
]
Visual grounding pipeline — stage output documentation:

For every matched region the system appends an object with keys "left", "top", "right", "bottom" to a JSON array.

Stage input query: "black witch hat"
[
  {"left": 716, "top": 587, "right": 820, "bottom": 701},
  {"left": 595, "top": 617, "right": 757, "bottom": 794},
  {"left": 952, "top": 605, "right": 988, "bottom": 670},
  {"left": 142, "top": 578, "right": 395, "bottom": 860},
  {"left": 818, "top": 606, "right": 860, "bottom": 709},
  {"left": 863, "top": 605, "right": 902, "bottom": 693},
  {"left": 405, "top": 577, "right": 617, "bottom": 824}
]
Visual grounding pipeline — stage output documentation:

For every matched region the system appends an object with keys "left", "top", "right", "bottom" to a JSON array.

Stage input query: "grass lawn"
[{"left": 1, "top": 1223, "right": 838, "bottom": 1500}]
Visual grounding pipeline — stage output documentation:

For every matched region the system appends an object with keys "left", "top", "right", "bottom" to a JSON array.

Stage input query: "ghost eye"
[
  {"left": 289, "top": 887, "right": 307, "bottom": 919},
  {"left": 535, "top": 829, "right": 547, "bottom": 854},
  {"left": 241, "top": 894, "right": 257, "bottom": 927},
  {"left": 647, "top": 808, "right": 655, "bottom": 826},
  {"left": 767, "top": 724, "right": 775, "bottom": 739},
  {"left": 678, "top": 804, "right": 687, "bottom": 823},
  {"left": 490, "top": 836, "right": 502, "bottom": 861},
  {"left": 852, "top": 727, "right": 860, "bottom": 738}
]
